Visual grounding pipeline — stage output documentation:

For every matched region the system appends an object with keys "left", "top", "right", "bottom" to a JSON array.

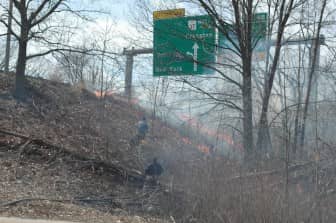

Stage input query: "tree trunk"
[
  {"left": 300, "top": 39, "right": 320, "bottom": 150},
  {"left": 237, "top": 0, "right": 254, "bottom": 161},
  {"left": 14, "top": 39, "right": 28, "bottom": 99},
  {"left": 242, "top": 69, "right": 254, "bottom": 159},
  {"left": 4, "top": 0, "right": 13, "bottom": 73},
  {"left": 255, "top": 0, "right": 296, "bottom": 155},
  {"left": 256, "top": 34, "right": 283, "bottom": 153},
  {"left": 293, "top": 61, "right": 302, "bottom": 156},
  {"left": 14, "top": 6, "right": 29, "bottom": 99},
  {"left": 256, "top": 95, "right": 272, "bottom": 153},
  {"left": 299, "top": 0, "right": 326, "bottom": 149}
]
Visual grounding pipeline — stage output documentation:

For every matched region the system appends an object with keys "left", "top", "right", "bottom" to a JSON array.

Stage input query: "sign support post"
[{"left": 123, "top": 48, "right": 153, "bottom": 101}]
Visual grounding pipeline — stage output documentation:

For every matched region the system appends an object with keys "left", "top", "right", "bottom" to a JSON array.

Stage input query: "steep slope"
[
  {"left": 0, "top": 73, "right": 191, "bottom": 222},
  {"left": 1, "top": 73, "right": 336, "bottom": 223}
]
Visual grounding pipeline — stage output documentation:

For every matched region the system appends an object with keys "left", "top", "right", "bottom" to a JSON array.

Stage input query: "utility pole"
[
  {"left": 123, "top": 47, "right": 153, "bottom": 101},
  {"left": 4, "top": 0, "right": 13, "bottom": 73}
]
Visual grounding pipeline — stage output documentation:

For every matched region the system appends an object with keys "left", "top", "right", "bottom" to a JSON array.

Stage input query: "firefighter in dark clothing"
[
  {"left": 145, "top": 158, "right": 163, "bottom": 184},
  {"left": 137, "top": 116, "right": 149, "bottom": 140}
]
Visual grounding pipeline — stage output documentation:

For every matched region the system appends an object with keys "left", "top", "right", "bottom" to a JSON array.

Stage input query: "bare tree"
[
  {"left": 54, "top": 45, "right": 91, "bottom": 85},
  {"left": 255, "top": 0, "right": 299, "bottom": 154},
  {"left": 4, "top": 0, "right": 13, "bottom": 73},
  {"left": 0, "top": 0, "right": 112, "bottom": 98},
  {"left": 120, "top": 0, "right": 335, "bottom": 162},
  {"left": 0, "top": 0, "right": 66, "bottom": 97},
  {"left": 177, "top": 0, "right": 304, "bottom": 160},
  {"left": 93, "top": 21, "right": 124, "bottom": 97},
  {"left": 299, "top": 0, "right": 327, "bottom": 150}
]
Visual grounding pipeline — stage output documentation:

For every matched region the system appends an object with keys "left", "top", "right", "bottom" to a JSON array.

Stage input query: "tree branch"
[
  {"left": 181, "top": 79, "right": 243, "bottom": 112},
  {"left": 30, "top": 0, "right": 64, "bottom": 27}
]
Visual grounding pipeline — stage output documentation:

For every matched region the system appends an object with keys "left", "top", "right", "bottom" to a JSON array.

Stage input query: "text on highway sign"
[{"left": 153, "top": 15, "right": 216, "bottom": 76}]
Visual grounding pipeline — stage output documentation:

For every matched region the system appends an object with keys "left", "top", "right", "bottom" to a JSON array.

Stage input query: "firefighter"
[
  {"left": 145, "top": 158, "right": 163, "bottom": 184},
  {"left": 137, "top": 116, "right": 149, "bottom": 141}
]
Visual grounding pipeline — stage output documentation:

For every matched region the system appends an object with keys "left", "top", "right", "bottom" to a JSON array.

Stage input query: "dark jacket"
[
  {"left": 138, "top": 120, "right": 149, "bottom": 136},
  {"left": 145, "top": 159, "right": 163, "bottom": 176}
]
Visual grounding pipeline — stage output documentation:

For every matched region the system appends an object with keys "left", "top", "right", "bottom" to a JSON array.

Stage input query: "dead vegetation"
[
  {"left": 0, "top": 73, "right": 180, "bottom": 222},
  {"left": 0, "top": 73, "right": 336, "bottom": 223}
]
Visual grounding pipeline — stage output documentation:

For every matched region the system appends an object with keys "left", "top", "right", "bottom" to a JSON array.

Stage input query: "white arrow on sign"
[{"left": 192, "top": 42, "right": 199, "bottom": 72}]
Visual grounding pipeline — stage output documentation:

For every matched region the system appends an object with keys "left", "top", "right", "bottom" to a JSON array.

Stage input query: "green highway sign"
[
  {"left": 219, "top": 13, "right": 268, "bottom": 61},
  {"left": 153, "top": 15, "right": 216, "bottom": 76},
  {"left": 252, "top": 13, "right": 267, "bottom": 39},
  {"left": 252, "top": 13, "right": 268, "bottom": 60}
]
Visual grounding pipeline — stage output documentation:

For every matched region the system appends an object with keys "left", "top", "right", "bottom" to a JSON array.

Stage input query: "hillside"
[
  {"left": 0, "top": 73, "right": 200, "bottom": 222},
  {"left": 1, "top": 73, "right": 336, "bottom": 223}
]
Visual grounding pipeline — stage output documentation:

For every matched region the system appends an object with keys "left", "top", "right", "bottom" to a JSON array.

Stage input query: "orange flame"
[
  {"left": 197, "top": 144, "right": 210, "bottom": 154},
  {"left": 94, "top": 93, "right": 241, "bottom": 155},
  {"left": 94, "top": 90, "right": 114, "bottom": 98},
  {"left": 182, "top": 137, "right": 193, "bottom": 145},
  {"left": 181, "top": 136, "right": 212, "bottom": 155},
  {"left": 178, "top": 114, "right": 243, "bottom": 154},
  {"left": 93, "top": 91, "right": 140, "bottom": 106}
]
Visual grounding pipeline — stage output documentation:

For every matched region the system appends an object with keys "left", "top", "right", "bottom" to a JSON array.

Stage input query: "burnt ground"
[
  {"left": 1, "top": 73, "right": 335, "bottom": 223},
  {"left": 0, "top": 73, "right": 193, "bottom": 222}
]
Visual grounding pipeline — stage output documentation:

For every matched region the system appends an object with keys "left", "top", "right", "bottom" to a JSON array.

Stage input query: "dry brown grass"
[{"left": 0, "top": 73, "right": 335, "bottom": 223}]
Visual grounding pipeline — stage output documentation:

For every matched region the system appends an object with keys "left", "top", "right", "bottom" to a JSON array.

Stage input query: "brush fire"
[{"left": 178, "top": 114, "right": 244, "bottom": 155}]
